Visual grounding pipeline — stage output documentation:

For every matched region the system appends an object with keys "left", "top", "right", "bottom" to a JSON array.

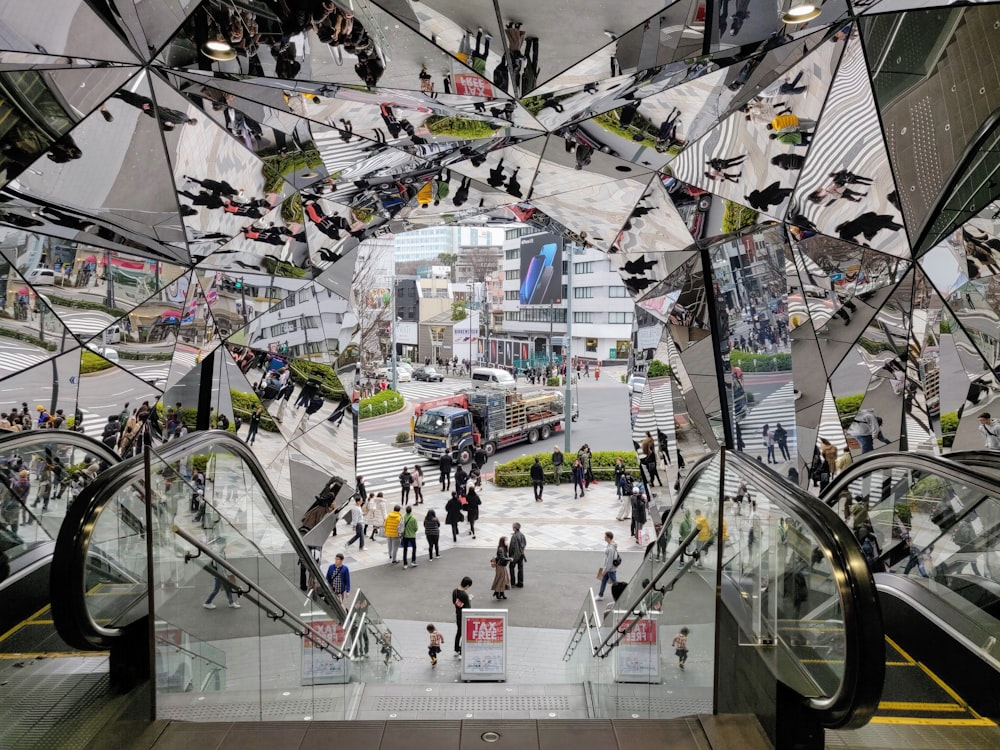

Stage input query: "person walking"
[
  {"left": 671, "top": 627, "right": 690, "bottom": 669},
  {"left": 369, "top": 492, "right": 386, "bottom": 540},
  {"left": 764, "top": 424, "right": 776, "bottom": 463},
  {"left": 614, "top": 458, "right": 627, "bottom": 498},
  {"left": 571, "top": 458, "right": 586, "bottom": 498},
  {"left": 819, "top": 438, "right": 838, "bottom": 479},
  {"left": 774, "top": 423, "right": 790, "bottom": 461},
  {"left": 464, "top": 483, "right": 481, "bottom": 539},
  {"left": 245, "top": 405, "right": 262, "bottom": 445},
  {"left": 491, "top": 536, "right": 511, "bottom": 599},
  {"left": 452, "top": 576, "right": 473, "bottom": 657},
  {"left": 694, "top": 509, "right": 713, "bottom": 567},
  {"left": 578, "top": 444, "right": 593, "bottom": 488},
  {"left": 530, "top": 456, "right": 545, "bottom": 501},
  {"left": 401, "top": 505, "right": 419, "bottom": 568},
  {"left": 630, "top": 488, "right": 648, "bottom": 545},
  {"left": 384, "top": 504, "right": 402, "bottom": 564},
  {"left": 508, "top": 522, "right": 527, "bottom": 588},
  {"left": 411, "top": 465, "right": 424, "bottom": 505},
  {"left": 325, "top": 553, "right": 351, "bottom": 604},
  {"left": 439, "top": 452, "right": 453, "bottom": 491},
  {"left": 455, "top": 464, "right": 468, "bottom": 496},
  {"left": 978, "top": 412, "right": 1000, "bottom": 449},
  {"left": 551, "top": 445, "right": 564, "bottom": 484},
  {"left": 345, "top": 495, "right": 365, "bottom": 550},
  {"left": 427, "top": 623, "right": 444, "bottom": 666},
  {"left": 203, "top": 537, "right": 240, "bottom": 609},
  {"left": 445, "top": 491, "right": 464, "bottom": 542},
  {"left": 424, "top": 508, "right": 441, "bottom": 560},
  {"left": 399, "top": 465, "right": 412, "bottom": 504},
  {"left": 596, "top": 531, "right": 621, "bottom": 600}
]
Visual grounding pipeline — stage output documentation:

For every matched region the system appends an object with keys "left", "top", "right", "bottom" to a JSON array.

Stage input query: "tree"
[
  {"left": 437, "top": 252, "right": 458, "bottom": 278},
  {"left": 352, "top": 243, "right": 393, "bottom": 365},
  {"left": 451, "top": 298, "right": 468, "bottom": 321}
]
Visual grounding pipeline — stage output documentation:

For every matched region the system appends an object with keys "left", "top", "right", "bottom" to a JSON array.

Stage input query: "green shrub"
[
  {"left": 359, "top": 389, "right": 405, "bottom": 419},
  {"left": 940, "top": 319, "right": 952, "bottom": 335},
  {"left": 0, "top": 326, "right": 57, "bottom": 351},
  {"left": 834, "top": 394, "right": 865, "bottom": 428},
  {"left": 721, "top": 201, "right": 759, "bottom": 233},
  {"left": 117, "top": 350, "right": 173, "bottom": 361},
  {"left": 646, "top": 360, "right": 671, "bottom": 378},
  {"left": 229, "top": 390, "right": 278, "bottom": 432},
  {"left": 494, "top": 451, "right": 639, "bottom": 488},
  {"left": 940, "top": 410, "right": 959, "bottom": 448},
  {"left": 45, "top": 293, "right": 127, "bottom": 317},
  {"left": 425, "top": 115, "right": 498, "bottom": 138},
  {"left": 261, "top": 256, "right": 306, "bottom": 278},
  {"left": 80, "top": 350, "right": 114, "bottom": 374},
  {"left": 396, "top": 431, "right": 411, "bottom": 444},
  {"left": 546, "top": 376, "right": 564, "bottom": 386},
  {"left": 730, "top": 351, "right": 791, "bottom": 372}
]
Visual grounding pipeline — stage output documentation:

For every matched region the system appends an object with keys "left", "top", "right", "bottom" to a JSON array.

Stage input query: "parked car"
[
  {"left": 378, "top": 366, "right": 411, "bottom": 383},
  {"left": 85, "top": 342, "right": 119, "bottom": 362},
  {"left": 413, "top": 366, "right": 444, "bottom": 382}
]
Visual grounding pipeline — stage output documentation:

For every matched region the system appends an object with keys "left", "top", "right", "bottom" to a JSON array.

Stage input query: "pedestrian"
[
  {"left": 439, "top": 452, "right": 453, "bottom": 491},
  {"left": 764, "top": 423, "right": 776, "bottom": 463},
  {"left": 642, "top": 448, "right": 662, "bottom": 487},
  {"left": 452, "top": 576, "right": 473, "bottom": 657},
  {"left": 424, "top": 508, "right": 441, "bottom": 560},
  {"left": 819, "top": 438, "right": 838, "bottom": 479},
  {"left": 464, "top": 483, "right": 481, "bottom": 538},
  {"left": 325, "top": 552, "right": 351, "bottom": 604},
  {"left": 399, "top": 465, "right": 412, "bottom": 503},
  {"left": 411, "top": 465, "right": 424, "bottom": 505},
  {"left": 566, "top": 458, "right": 581, "bottom": 498},
  {"left": 744, "top": 181, "right": 794, "bottom": 211},
  {"left": 445, "top": 491, "right": 464, "bottom": 542},
  {"left": 630, "top": 488, "right": 648, "bottom": 545},
  {"left": 491, "top": 536, "right": 511, "bottom": 600},
  {"left": 203, "top": 537, "right": 240, "bottom": 609},
  {"left": 401, "top": 505, "right": 419, "bottom": 568},
  {"left": 578, "top": 444, "right": 593, "bottom": 487},
  {"left": 693, "top": 509, "right": 713, "bottom": 567},
  {"left": 774, "top": 423, "right": 790, "bottom": 461},
  {"left": 345, "top": 495, "right": 365, "bottom": 550},
  {"left": 978, "top": 412, "right": 1000, "bottom": 449},
  {"left": 508, "top": 522, "right": 526, "bottom": 587},
  {"left": 384, "top": 504, "right": 402, "bottom": 564},
  {"left": 427, "top": 623, "right": 444, "bottom": 666},
  {"left": 530, "top": 456, "right": 545, "bottom": 501},
  {"left": 550, "top": 445, "right": 564, "bottom": 484},
  {"left": 671, "top": 626, "right": 690, "bottom": 669},
  {"left": 455, "top": 464, "right": 468, "bottom": 495},
  {"left": 596, "top": 531, "right": 621, "bottom": 600},
  {"left": 370, "top": 492, "right": 386, "bottom": 539}
]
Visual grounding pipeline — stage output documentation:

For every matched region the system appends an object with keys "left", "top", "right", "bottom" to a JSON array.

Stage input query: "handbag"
[
  {"left": 490, "top": 557, "right": 497, "bottom": 568},
  {"left": 226, "top": 573, "right": 238, "bottom": 586}
]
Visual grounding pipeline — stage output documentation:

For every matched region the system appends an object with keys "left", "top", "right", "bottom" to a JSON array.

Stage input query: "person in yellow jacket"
[
  {"left": 694, "top": 509, "right": 713, "bottom": 568},
  {"left": 384, "top": 504, "right": 403, "bottom": 564}
]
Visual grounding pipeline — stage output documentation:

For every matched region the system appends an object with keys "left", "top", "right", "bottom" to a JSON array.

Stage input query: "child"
[
  {"left": 672, "top": 626, "right": 690, "bottom": 669},
  {"left": 427, "top": 623, "right": 444, "bottom": 666}
]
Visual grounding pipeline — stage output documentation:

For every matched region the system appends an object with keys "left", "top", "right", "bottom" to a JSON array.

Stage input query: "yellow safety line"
[
  {"left": 870, "top": 717, "right": 996, "bottom": 726},
  {"left": 0, "top": 651, "right": 108, "bottom": 659},
  {"left": 878, "top": 701, "right": 964, "bottom": 712},
  {"left": 885, "top": 661, "right": 911, "bottom": 667},
  {"left": 0, "top": 602, "right": 52, "bottom": 642},
  {"left": 883, "top": 635, "right": 916, "bottom": 664}
]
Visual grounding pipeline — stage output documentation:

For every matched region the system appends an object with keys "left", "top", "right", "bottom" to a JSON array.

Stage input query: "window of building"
[
  {"left": 607, "top": 312, "right": 634, "bottom": 324},
  {"left": 586, "top": 338, "right": 598, "bottom": 352},
  {"left": 504, "top": 308, "right": 567, "bottom": 323},
  {"left": 608, "top": 286, "right": 629, "bottom": 298},
  {"left": 504, "top": 269, "right": 519, "bottom": 280},
  {"left": 505, "top": 290, "right": 519, "bottom": 300},
  {"left": 505, "top": 249, "right": 519, "bottom": 260},
  {"left": 574, "top": 261, "right": 594, "bottom": 274},
  {"left": 574, "top": 287, "right": 594, "bottom": 299},
  {"left": 574, "top": 312, "right": 593, "bottom": 323}
]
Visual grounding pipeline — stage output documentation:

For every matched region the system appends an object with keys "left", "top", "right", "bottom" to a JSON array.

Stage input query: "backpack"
[{"left": 612, "top": 546, "right": 622, "bottom": 568}]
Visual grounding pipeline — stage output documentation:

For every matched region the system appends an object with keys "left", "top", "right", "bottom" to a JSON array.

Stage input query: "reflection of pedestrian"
[
  {"left": 452, "top": 175, "right": 472, "bottom": 206},
  {"left": 835, "top": 212, "right": 904, "bottom": 244},
  {"left": 744, "top": 182, "right": 793, "bottom": 211},
  {"left": 506, "top": 167, "right": 523, "bottom": 197},
  {"left": 520, "top": 36, "right": 540, "bottom": 92},
  {"left": 203, "top": 538, "right": 240, "bottom": 609},
  {"left": 779, "top": 71, "right": 807, "bottom": 95}
]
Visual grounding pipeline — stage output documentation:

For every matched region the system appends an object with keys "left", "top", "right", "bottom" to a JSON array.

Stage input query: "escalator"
[
  {"left": 820, "top": 452, "right": 1000, "bottom": 726},
  {"left": 565, "top": 449, "right": 884, "bottom": 748},
  {"left": 46, "top": 430, "right": 397, "bottom": 729}
]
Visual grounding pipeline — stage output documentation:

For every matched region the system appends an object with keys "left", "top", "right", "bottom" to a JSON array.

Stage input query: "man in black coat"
[
  {"left": 530, "top": 457, "right": 545, "bottom": 502},
  {"left": 439, "top": 452, "right": 453, "bottom": 491}
]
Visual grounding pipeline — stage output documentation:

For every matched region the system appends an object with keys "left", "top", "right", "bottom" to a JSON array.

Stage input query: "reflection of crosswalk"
[
  {"left": 632, "top": 381, "right": 674, "bottom": 446},
  {"left": 737, "top": 382, "right": 797, "bottom": 456},
  {"left": 56, "top": 310, "right": 116, "bottom": 339},
  {"left": 76, "top": 407, "right": 109, "bottom": 440},
  {"left": 397, "top": 380, "right": 462, "bottom": 404},
  {"left": 0, "top": 344, "right": 49, "bottom": 376},
  {"left": 356, "top": 437, "right": 437, "bottom": 497}
]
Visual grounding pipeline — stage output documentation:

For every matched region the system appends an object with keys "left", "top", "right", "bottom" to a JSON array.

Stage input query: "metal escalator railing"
[
  {"left": 579, "top": 450, "right": 884, "bottom": 729},
  {"left": 51, "top": 430, "right": 346, "bottom": 650}
]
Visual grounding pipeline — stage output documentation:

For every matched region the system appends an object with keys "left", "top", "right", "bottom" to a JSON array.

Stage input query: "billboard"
[{"left": 518, "top": 232, "right": 563, "bottom": 305}]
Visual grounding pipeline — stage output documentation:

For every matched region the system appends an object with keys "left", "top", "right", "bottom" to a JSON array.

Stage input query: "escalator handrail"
[
  {"left": 51, "top": 430, "right": 346, "bottom": 650},
  {"left": 675, "top": 449, "right": 885, "bottom": 730},
  {"left": 0, "top": 429, "right": 120, "bottom": 465}
]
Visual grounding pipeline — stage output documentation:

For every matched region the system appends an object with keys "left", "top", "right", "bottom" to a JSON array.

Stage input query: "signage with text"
[
  {"left": 614, "top": 615, "right": 660, "bottom": 683},
  {"left": 461, "top": 611, "right": 507, "bottom": 680}
]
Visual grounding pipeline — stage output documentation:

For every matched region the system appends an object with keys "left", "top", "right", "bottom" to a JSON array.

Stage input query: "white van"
[
  {"left": 26, "top": 268, "right": 56, "bottom": 286},
  {"left": 471, "top": 367, "right": 516, "bottom": 389},
  {"left": 103, "top": 324, "right": 123, "bottom": 344}
]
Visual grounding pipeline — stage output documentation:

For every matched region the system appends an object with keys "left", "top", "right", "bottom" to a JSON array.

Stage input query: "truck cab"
[{"left": 413, "top": 406, "right": 475, "bottom": 464}]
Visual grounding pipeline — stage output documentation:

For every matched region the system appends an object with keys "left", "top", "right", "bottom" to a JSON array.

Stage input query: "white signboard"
[
  {"left": 395, "top": 320, "right": 418, "bottom": 345},
  {"left": 461, "top": 609, "right": 507, "bottom": 681},
  {"left": 300, "top": 614, "right": 349, "bottom": 684},
  {"left": 453, "top": 311, "right": 481, "bottom": 343},
  {"left": 614, "top": 615, "right": 661, "bottom": 683}
]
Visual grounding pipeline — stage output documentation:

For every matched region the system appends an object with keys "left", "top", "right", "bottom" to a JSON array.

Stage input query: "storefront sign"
[
  {"left": 614, "top": 615, "right": 660, "bottom": 683},
  {"left": 461, "top": 610, "right": 507, "bottom": 681}
]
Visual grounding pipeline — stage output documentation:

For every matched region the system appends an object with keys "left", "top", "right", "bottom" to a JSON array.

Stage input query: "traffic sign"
[{"left": 829, "top": 273, "right": 844, "bottom": 282}]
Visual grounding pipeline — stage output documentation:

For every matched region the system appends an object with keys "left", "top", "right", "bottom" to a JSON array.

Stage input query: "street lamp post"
[{"left": 564, "top": 238, "right": 577, "bottom": 453}]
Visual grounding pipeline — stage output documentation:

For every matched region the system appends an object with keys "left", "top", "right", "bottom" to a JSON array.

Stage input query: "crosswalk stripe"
[
  {"left": 737, "top": 382, "right": 798, "bottom": 454},
  {"left": 396, "top": 380, "right": 464, "bottom": 403},
  {"left": 356, "top": 436, "right": 437, "bottom": 496},
  {"left": 0, "top": 351, "right": 49, "bottom": 375}
]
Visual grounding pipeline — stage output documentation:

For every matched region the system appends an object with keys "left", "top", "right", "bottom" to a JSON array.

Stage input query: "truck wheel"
[
  {"left": 458, "top": 447, "right": 473, "bottom": 465},
  {"left": 484, "top": 441, "right": 497, "bottom": 457},
  {"left": 527, "top": 429, "right": 539, "bottom": 444},
  {"left": 540, "top": 425, "right": 551, "bottom": 440}
]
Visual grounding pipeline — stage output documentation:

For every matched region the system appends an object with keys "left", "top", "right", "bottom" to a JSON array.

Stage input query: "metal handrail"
[
  {"left": 562, "top": 589, "right": 605, "bottom": 661},
  {"left": 174, "top": 526, "right": 345, "bottom": 658}
]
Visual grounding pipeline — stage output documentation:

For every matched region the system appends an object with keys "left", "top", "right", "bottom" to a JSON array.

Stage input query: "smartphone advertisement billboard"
[{"left": 518, "top": 233, "right": 563, "bottom": 305}]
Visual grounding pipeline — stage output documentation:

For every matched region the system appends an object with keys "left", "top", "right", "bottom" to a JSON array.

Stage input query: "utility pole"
[
  {"left": 239, "top": 276, "right": 248, "bottom": 324},
  {"left": 564, "top": 238, "right": 575, "bottom": 453},
  {"left": 548, "top": 301, "right": 554, "bottom": 366},
  {"left": 390, "top": 281, "right": 398, "bottom": 392}
]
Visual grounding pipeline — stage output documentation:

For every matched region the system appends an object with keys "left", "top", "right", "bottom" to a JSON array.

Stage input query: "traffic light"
[{"left": 234, "top": 278, "right": 243, "bottom": 290}]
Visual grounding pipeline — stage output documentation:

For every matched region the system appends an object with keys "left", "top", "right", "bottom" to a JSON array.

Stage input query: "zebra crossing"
[
  {"left": 54, "top": 310, "right": 117, "bottom": 340},
  {"left": 631, "top": 380, "right": 674, "bottom": 445},
  {"left": 396, "top": 379, "right": 464, "bottom": 404},
  {"left": 0, "top": 343, "right": 49, "bottom": 377},
  {"left": 736, "top": 382, "right": 798, "bottom": 457},
  {"left": 355, "top": 436, "right": 438, "bottom": 497}
]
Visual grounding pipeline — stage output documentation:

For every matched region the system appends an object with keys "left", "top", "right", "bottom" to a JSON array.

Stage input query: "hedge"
[
  {"left": 80, "top": 350, "right": 114, "bottom": 374},
  {"left": 0, "top": 325, "right": 57, "bottom": 351},
  {"left": 289, "top": 360, "right": 344, "bottom": 399},
  {"left": 425, "top": 115, "right": 498, "bottom": 138},
  {"left": 117, "top": 349, "right": 173, "bottom": 361},
  {"left": 45, "top": 293, "right": 127, "bottom": 317},
  {"left": 229, "top": 390, "right": 278, "bottom": 432},
  {"left": 358, "top": 389, "right": 404, "bottom": 419},
  {"left": 731, "top": 351, "right": 791, "bottom": 372},
  {"left": 834, "top": 394, "right": 865, "bottom": 428},
  {"left": 940, "top": 410, "right": 958, "bottom": 448},
  {"left": 494, "top": 451, "right": 639, "bottom": 488},
  {"left": 646, "top": 360, "right": 671, "bottom": 378},
  {"left": 721, "top": 201, "right": 759, "bottom": 233}
]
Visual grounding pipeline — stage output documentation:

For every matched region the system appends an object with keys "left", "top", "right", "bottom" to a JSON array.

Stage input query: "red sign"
[
  {"left": 620, "top": 618, "right": 657, "bottom": 645},
  {"left": 465, "top": 615, "right": 504, "bottom": 643},
  {"left": 303, "top": 620, "right": 345, "bottom": 649},
  {"left": 454, "top": 74, "right": 494, "bottom": 98}
]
